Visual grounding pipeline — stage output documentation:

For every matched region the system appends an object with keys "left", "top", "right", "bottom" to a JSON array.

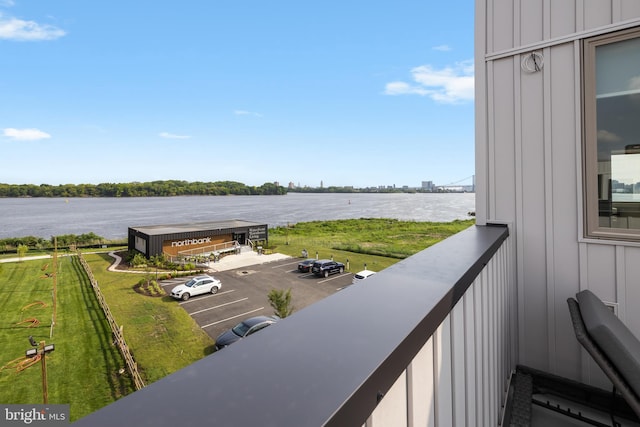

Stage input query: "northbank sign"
[{"left": 171, "top": 237, "right": 212, "bottom": 248}]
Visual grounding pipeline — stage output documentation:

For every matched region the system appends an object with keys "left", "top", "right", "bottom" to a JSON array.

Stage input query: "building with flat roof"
[{"left": 128, "top": 219, "right": 268, "bottom": 259}]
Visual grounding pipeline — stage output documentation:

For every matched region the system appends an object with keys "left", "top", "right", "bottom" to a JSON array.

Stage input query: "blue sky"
[{"left": 0, "top": 0, "right": 475, "bottom": 189}]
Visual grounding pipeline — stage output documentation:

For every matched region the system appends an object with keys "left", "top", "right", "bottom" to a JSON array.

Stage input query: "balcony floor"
[
  {"left": 506, "top": 366, "right": 640, "bottom": 427},
  {"left": 532, "top": 393, "right": 640, "bottom": 427}
]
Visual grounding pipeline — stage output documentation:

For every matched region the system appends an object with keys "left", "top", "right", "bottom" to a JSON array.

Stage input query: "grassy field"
[
  {"left": 0, "top": 256, "right": 134, "bottom": 421},
  {"left": 0, "top": 253, "right": 214, "bottom": 421},
  {"left": 268, "top": 218, "right": 475, "bottom": 273}
]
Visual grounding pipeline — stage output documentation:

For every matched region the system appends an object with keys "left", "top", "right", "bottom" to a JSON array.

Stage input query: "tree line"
[
  {"left": 0, "top": 232, "right": 113, "bottom": 252},
  {"left": 0, "top": 180, "right": 286, "bottom": 198}
]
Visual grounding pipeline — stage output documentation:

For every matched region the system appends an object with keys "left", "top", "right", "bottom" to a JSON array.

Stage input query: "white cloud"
[
  {"left": 597, "top": 129, "right": 622, "bottom": 143},
  {"left": 159, "top": 132, "right": 191, "bottom": 140},
  {"left": 2, "top": 128, "right": 51, "bottom": 141},
  {"left": 234, "top": 110, "right": 262, "bottom": 117},
  {"left": 385, "top": 60, "right": 474, "bottom": 104},
  {"left": 0, "top": 13, "right": 66, "bottom": 41},
  {"left": 433, "top": 45, "right": 451, "bottom": 52},
  {"left": 629, "top": 75, "right": 640, "bottom": 91}
]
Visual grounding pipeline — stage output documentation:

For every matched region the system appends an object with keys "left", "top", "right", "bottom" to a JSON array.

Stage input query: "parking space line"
[
  {"left": 190, "top": 298, "right": 248, "bottom": 315},
  {"left": 201, "top": 307, "right": 265, "bottom": 329},
  {"left": 179, "top": 289, "right": 236, "bottom": 305},
  {"left": 317, "top": 273, "right": 351, "bottom": 284},
  {"left": 272, "top": 260, "right": 300, "bottom": 268}
]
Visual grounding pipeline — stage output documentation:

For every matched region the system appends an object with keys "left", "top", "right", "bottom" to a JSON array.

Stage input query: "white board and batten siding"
[
  {"left": 475, "top": 0, "right": 640, "bottom": 389},
  {"left": 362, "top": 236, "right": 515, "bottom": 427}
]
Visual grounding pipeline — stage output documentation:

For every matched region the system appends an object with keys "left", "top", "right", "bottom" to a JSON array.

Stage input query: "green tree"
[
  {"left": 16, "top": 244, "right": 28, "bottom": 261},
  {"left": 150, "top": 254, "right": 166, "bottom": 279},
  {"left": 268, "top": 288, "right": 294, "bottom": 318}
]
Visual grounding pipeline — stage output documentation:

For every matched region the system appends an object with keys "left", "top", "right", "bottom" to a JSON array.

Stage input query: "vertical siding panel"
[
  {"left": 493, "top": 0, "right": 515, "bottom": 52},
  {"left": 576, "top": 0, "right": 585, "bottom": 32},
  {"left": 407, "top": 337, "right": 435, "bottom": 427},
  {"left": 624, "top": 247, "right": 640, "bottom": 334},
  {"left": 615, "top": 245, "right": 626, "bottom": 322},
  {"left": 475, "top": 0, "right": 489, "bottom": 226},
  {"left": 481, "top": 268, "right": 491, "bottom": 427},
  {"left": 613, "top": 0, "right": 622, "bottom": 21},
  {"left": 520, "top": 0, "right": 544, "bottom": 45},
  {"left": 464, "top": 285, "right": 478, "bottom": 427},
  {"left": 451, "top": 302, "right": 466, "bottom": 426},
  {"left": 585, "top": 244, "right": 617, "bottom": 389},
  {"left": 369, "top": 372, "right": 407, "bottom": 427},
  {"left": 508, "top": 234, "right": 518, "bottom": 371},
  {"left": 492, "top": 58, "right": 517, "bottom": 222},
  {"left": 497, "top": 244, "right": 508, "bottom": 397},
  {"left": 487, "top": 59, "right": 497, "bottom": 221},
  {"left": 488, "top": 258, "right": 498, "bottom": 425},
  {"left": 550, "top": 0, "right": 577, "bottom": 38},
  {"left": 519, "top": 43, "right": 549, "bottom": 371},
  {"left": 583, "top": 0, "right": 612, "bottom": 29},
  {"left": 435, "top": 318, "right": 453, "bottom": 426},
  {"left": 475, "top": 273, "right": 485, "bottom": 425},
  {"left": 549, "top": 42, "right": 582, "bottom": 381},
  {"left": 620, "top": 0, "right": 640, "bottom": 20},
  {"left": 543, "top": 43, "right": 557, "bottom": 375},
  {"left": 586, "top": 244, "right": 616, "bottom": 300},
  {"left": 426, "top": 337, "right": 436, "bottom": 427}
]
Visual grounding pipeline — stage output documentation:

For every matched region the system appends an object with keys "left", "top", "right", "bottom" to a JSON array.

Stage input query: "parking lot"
[{"left": 160, "top": 258, "right": 354, "bottom": 341}]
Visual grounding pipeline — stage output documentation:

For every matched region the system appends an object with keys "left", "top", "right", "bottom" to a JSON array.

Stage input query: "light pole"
[{"left": 26, "top": 336, "right": 55, "bottom": 404}]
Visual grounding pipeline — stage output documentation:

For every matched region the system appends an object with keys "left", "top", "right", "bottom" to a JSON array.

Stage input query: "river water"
[{"left": 0, "top": 193, "right": 475, "bottom": 240}]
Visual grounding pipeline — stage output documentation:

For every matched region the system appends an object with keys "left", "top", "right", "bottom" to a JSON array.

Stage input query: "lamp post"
[{"left": 26, "top": 336, "right": 55, "bottom": 404}]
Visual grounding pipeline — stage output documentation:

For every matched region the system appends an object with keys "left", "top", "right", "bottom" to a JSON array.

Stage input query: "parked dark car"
[
  {"left": 214, "top": 315, "right": 279, "bottom": 350},
  {"left": 297, "top": 259, "right": 315, "bottom": 272},
  {"left": 311, "top": 259, "right": 345, "bottom": 278}
]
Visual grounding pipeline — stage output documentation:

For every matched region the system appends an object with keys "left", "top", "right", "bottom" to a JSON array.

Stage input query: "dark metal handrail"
[{"left": 74, "top": 224, "right": 509, "bottom": 427}]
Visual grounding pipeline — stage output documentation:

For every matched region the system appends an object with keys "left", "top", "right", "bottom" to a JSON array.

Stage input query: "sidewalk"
[
  {"left": 2, "top": 250, "right": 292, "bottom": 273},
  {"left": 207, "top": 250, "right": 292, "bottom": 272}
]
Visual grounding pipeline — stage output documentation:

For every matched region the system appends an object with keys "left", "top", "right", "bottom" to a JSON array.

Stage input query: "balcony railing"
[{"left": 75, "top": 224, "right": 514, "bottom": 427}]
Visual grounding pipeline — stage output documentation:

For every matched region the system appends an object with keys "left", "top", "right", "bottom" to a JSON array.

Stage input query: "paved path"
[
  {"left": 0, "top": 254, "right": 62, "bottom": 263},
  {"left": 1, "top": 249, "right": 292, "bottom": 273}
]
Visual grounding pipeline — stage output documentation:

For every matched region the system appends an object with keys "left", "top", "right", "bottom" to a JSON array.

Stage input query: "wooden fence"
[{"left": 76, "top": 252, "right": 145, "bottom": 390}]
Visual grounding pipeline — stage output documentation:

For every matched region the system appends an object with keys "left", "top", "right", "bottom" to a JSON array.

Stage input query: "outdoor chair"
[{"left": 567, "top": 289, "right": 640, "bottom": 419}]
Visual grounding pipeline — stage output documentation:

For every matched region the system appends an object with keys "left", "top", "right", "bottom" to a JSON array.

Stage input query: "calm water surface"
[{"left": 0, "top": 193, "right": 475, "bottom": 239}]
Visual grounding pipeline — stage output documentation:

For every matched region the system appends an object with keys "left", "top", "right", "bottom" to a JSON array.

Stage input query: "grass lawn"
[
  {"left": 269, "top": 218, "right": 475, "bottom": 272},
  {"left": 0, "top": 256, "right": 134, "bottom": 422},
  {"left": 82, "top": 253, "right": 214, "bottom": 383}
]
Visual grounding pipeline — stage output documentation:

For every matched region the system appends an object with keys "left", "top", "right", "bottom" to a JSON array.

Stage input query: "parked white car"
[
  {"left": 352, "top": 270, "right": 376, "bottom": 285},
  {"left": 170, "top": 275, "right": 221, "bottom": 301}
]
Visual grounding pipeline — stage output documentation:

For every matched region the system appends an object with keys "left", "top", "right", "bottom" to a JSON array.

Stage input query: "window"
[{"left": 583, "top": 27, "right": 640, "bottom": 240}]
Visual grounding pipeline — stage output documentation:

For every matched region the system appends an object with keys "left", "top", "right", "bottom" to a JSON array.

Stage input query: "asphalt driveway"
[{"left": 160, "top": 258, "right": 354, "bottom": 341}]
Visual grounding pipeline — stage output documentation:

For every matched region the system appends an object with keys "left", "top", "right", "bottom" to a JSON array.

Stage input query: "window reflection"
[{"left": 596, "top": 37, "right": 640, "bottom": 230}]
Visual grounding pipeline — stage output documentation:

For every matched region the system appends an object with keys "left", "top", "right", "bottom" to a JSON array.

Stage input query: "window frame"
[{"left": 583, "top": 26, "right": 640, "bottom": 241}]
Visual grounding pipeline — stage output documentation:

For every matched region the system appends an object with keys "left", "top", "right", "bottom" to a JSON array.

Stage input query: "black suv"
[{"left": 311, "top": 259, "right": 345, "bottom": 278}]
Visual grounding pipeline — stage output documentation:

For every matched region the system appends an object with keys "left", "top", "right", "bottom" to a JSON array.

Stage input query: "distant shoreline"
[{"left": 0, "top": 180, "right": 473, "bottom": 198}]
